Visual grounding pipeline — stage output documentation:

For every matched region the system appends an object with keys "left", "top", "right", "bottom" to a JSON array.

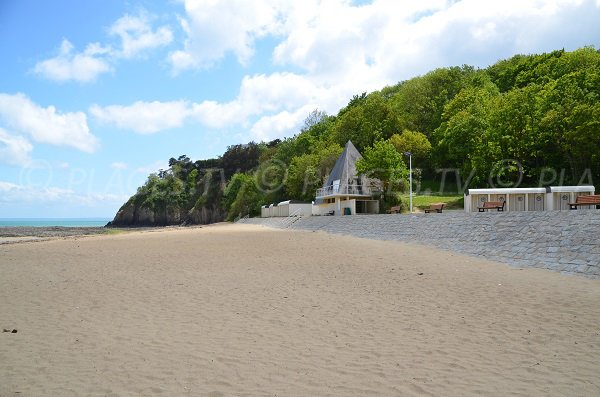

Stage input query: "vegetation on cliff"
[{"left": 110, "top": 47, "right": 600, "bottom": 226}]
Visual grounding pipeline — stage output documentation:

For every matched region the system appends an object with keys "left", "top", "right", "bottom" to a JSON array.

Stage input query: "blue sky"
[{"left": 1, "top": 0, "right": 599, "bottom": 218}]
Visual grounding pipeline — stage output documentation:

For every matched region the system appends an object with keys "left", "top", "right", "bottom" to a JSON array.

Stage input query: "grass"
[
  {"left": 399, "top": 194, "right": 464, "bottom": 211},
  {"left": 417, "top": 181, "right": 461, "bottom": 195}
]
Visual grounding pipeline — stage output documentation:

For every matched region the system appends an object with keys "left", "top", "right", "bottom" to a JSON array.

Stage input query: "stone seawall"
[{"left": 239, "top": 210, "right": 600, "bottom": 278}]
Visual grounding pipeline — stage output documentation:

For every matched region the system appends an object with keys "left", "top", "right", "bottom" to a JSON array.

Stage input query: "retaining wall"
[{"left": 239, "top": 210, "right": 600, "bottom": 278}]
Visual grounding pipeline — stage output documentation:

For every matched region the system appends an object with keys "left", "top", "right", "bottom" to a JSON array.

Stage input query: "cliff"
[
  {"left": 108, "top": 197, "right": 225, "bottom": 227},
  {"left": 107, "top": 161, "right": 226, "bottom": 227}
]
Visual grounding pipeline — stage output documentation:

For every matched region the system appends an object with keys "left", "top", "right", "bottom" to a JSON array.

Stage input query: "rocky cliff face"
[{"left": 108, "top": 198, "right": 225, "bottom": 227}]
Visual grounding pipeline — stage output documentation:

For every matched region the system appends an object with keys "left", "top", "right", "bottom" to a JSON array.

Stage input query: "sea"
[{"left": 0, "top": 218, "right": 111, "bottom": 227}]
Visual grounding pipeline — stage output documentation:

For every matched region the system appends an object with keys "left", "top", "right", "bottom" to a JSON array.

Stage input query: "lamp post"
[{"left": 403, "top": 152, "right": 412, "bottom": 213}]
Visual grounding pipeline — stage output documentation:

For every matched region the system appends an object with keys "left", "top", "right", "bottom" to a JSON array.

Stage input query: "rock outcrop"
[{"left": 108, "top": 197, "right": 224, "bottom": 227}]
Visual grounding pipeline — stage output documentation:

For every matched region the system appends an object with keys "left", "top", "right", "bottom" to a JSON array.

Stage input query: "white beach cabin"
[
  {"left": 313, "top": 141, "right": 379, "bottom": 216},
  {"left": 464, "top": 185, "right": 595, "bottom": 212},
  {"left": 276, "top": 200, "right": 313, "bottom": 217},
  {"left": 261, "top": 200, "right": 312, "bottom": 217}
]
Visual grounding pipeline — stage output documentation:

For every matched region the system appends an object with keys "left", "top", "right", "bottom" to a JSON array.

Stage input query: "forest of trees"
[{"left": 114, "top": 47, "right": 600, "bottom": 224}]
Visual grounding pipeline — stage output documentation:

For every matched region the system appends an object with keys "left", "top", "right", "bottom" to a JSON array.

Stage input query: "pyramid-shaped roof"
[{"left": 323, "top": 140, "right": 362, "bottom": 188}]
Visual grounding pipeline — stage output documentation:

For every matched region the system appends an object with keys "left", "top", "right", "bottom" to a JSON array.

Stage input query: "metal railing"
[
  {"left": 234, "top": 213, "right": 250, "bottom": 223},
  {"left": 316, "top": 184, "right": 371, "bottom": 198},
  {"left": 279, "top": 207, "right": 304, "bottom": 228}
]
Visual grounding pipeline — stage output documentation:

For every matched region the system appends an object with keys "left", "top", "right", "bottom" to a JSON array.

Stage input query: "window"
[{"left": 333, "top": 179, "right": 340, "bottom": 193}]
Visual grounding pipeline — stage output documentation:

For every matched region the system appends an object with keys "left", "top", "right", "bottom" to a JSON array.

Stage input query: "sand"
[{"left": 1, "top": 223, "right": 599, "bottom": 396}]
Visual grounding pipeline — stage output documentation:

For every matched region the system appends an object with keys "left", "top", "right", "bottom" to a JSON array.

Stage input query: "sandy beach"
[{"left": 1, "top": 223, "right": 599, "bottom": 396}]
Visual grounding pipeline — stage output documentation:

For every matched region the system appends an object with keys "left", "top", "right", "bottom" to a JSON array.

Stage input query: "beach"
[{"left": 1, "top": 223, "right": 599, "bottom": 396}]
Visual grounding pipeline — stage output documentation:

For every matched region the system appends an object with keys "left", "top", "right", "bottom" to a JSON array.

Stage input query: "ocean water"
[{"left": 0, "top": 218, "right": 111, "bottom": 227}]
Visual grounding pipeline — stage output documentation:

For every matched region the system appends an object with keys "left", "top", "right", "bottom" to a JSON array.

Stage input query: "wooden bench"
[
  {"left": 386, "top": 206, "right": 401, "bottom": 214},
  {"left": 424, "top": 203, "right": 445, "bottom": 213},
  {"left": 478, "top": 201, "right": 505, "bottom": 212},
  {"left": 569, "top": 194, "right": 600, "bottom": 209}
]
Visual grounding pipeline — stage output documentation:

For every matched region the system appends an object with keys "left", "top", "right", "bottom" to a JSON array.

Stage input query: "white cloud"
[
  {"left": 190, "top": 72, "right": 322, "bottom": 128},
  {"left": 33, "top": 39, "right": 113, "bottom": 83},
  {"left": 250, "top": 105, "right": 316, "bottom": 142},
  {"left": 0, "top": 93, "right": 99, "bottom": 152},
  {"left": 34, "top": 12, "right": 173, "bottom": 83},
  {"left": 90, "top": 100, "right": 190, "bottom": 134},
  {"left": 0, "top": 128, "right": 33, "bottom": 167},
  {"left": 275, "top": 0, "right": 600, "bottom": 84},
  {"left": 0, "top": 181, "right": 128, "bottom": 206},
  {"left": 89, "top": 72, "right": 323, "bottom": 135},
  {"left": 0, "top": 182, "right": 72, "bottom": 203},
  {"left": 110, "top": 161, "right": 129, "bottom": 170},
  {"left": 135, "top": 160, "right": 170, "bottom": 174},
  {"left": 169, "top": 0, "right": 290, "bottom": 73},
  {"left": 109, "top": 13, "right": 173, "bottom": 58},
  {"left": 171, "top": 0, "right": 600, "bottom": 83},
  {"left": 0, "top": 181, "right": 19, "bottom": 192}
]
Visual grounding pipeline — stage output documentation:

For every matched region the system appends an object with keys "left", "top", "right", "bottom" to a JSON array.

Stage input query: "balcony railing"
[{"left": 316, "top": 184, "right": 371, "bottom": 198}]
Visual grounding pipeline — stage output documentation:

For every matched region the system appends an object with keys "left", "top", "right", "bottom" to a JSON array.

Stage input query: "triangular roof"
[{"left": 323, "top": 140, "right": 362, "bottom": 188}]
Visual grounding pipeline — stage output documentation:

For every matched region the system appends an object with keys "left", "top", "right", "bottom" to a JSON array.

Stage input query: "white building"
[
  {"left": 313, "top": 141, "right": 379, "bottom": 216},
  {"left": 261, "top": 200, "right": 312, "bottom": 218},
  {"left": 464, "top": 185, "right": 596, "bottom": 212}
]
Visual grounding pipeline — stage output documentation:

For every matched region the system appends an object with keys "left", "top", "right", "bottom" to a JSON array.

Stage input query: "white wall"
[
  {"left": 289, "top": 203, "right": 313, "bottom": 216},
  {"left": 261, "top": 202, "right": 313, "bottom": 217},
  {"left": 278, "top": 203, "right": 289, "bottom": 217},
  {"left": 313, "top": 202, "right": 336, "bottom": 216},
  {"left": 340, "top": 199, "right": 356, "bottom": 215}
]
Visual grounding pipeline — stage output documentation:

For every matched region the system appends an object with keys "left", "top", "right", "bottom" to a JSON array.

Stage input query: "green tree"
[
  {"left": 224, "top": 173, "right": 264, "bottom": 220},
  {"left": 486, "top": 84, "right": 544, "bottom": 184},
  {"left": 538, "top": 64, "right": 600, "bottom": 183},
  {"left": 223, "top": 173, "right": 251, "bottom": 211},
  {"left": 285, "top": 144, "right": 343, "bottom": 201},
  {"left": 221, "top": 142, "right": 261, "bottom": 178},
  {"left": 389, "top": 130, "right": 432, "bottom": 166},
  {"left": 330, "top": 91, "right": 400, "bottom": 152},
  {"left": 391, "top": 66, "right": 475, "bottom": 139},
  {"left": 356, "top": 140, "right": 408, "bottom": 195},
  {"left": 434, "top": 84, "right": 500, "bottom": 185}
]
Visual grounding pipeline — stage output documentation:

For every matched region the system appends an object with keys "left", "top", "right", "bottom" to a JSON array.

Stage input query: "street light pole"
[{"left": 403, "top": 152, "right": 412, "bottom": 213}]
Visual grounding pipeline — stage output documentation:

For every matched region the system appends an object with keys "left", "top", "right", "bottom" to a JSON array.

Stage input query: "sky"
[{"left": 1, "top": 0, "right": 599, "bottom": 218}]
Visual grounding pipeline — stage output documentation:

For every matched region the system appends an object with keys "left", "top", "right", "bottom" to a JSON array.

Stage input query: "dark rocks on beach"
[{"left": 0, "top": 227, "right": 107, "bottom": 238}]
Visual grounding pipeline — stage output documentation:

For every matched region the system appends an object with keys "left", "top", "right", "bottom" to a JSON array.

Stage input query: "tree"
[
  {"left": 222, "top": 173, "right": 251, "bottom": 211},
  {"left": 356, "top": 140, "right": 408, "bottom": 196},
  {"left": 486, "top": 84, "right": 544, "bottom": 184},
  {"left": 389, "top": 130, "right": 432, "bottom": 166},
  {"left": 330, "top": 91, "right": 400, "bottom": 152},
  {"left": 537, "top": 64, "right": 600, "bottom": 183},
  {"left": 285, "top": 144, "right": 343, "bottom": 201},
  {"left": 223, "top": 172, "right": 266, "bottom": 220},
  {"left": 390, "top": 66, "right": 475, "bottom": 139},
  {"left": 433, "top": 84, "right": 500, "bottom": 185},
  {"left": 221, "top": 142, "right": 261, "bottom": 178},
  {"left": 302, "top": 109, "right": 329, "bottom": 131}
]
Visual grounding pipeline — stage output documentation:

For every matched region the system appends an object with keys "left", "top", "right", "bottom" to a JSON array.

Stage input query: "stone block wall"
[{"left": 240, "top": 210, "right": 600, "bottom": 278}]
